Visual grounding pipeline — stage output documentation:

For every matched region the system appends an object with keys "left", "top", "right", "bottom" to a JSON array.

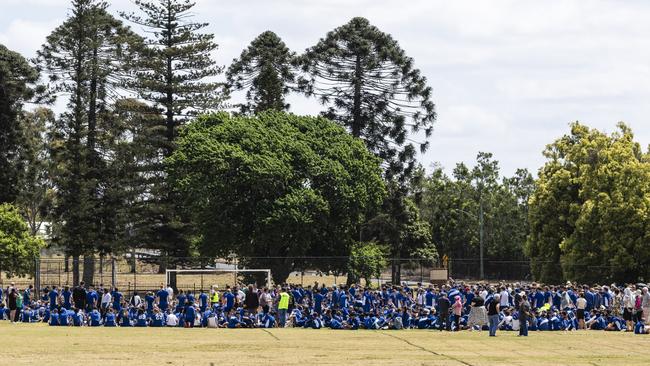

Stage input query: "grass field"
[{"left": 1, "top": 323, "right": 649, "bottom": 366}]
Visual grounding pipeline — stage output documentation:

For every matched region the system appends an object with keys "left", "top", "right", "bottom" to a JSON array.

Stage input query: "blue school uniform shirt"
[
  {"left": 105, "top": 313, "right": 116, "bottom": 327},
  {"left": 49, "top": 313, "right": 59, "bottom": 326},
  {"left": 185, "top": 306, "right": 195, "bottom": 323},
  {"left": 59, "top": 309, "right": 69, "bottom": 326},
  {"left": 176, "top": 294, "right": 186, "bottom": 312},
  {"left": 73, "top": 312, "right": 83, "bottom": 326},
  {"left": 314, "top": 292, "right": 324, "bottom": 314},
  {"left": 339, "top": 293, "right": 348, "bottom": 308},
  {"left": 136, "top": 313, "right": 148, "bottom": 327},
  {"left": 634, "top": 321, "right": 646, "bottom": 334},
  {"left": 152, "top": 312, "right": 165, "bottom": 327},
  {"left": 21, "top": 310, "right": 32, "bottom": 322},
  {"left": 112, "top": 291, "right": 123, "bottom": 310},
  {"left": 62, "top": 289, "right": 72, "bottom": 308},
  {"left": 224, "top": 292, "right": 235, "bottom": 311},
  {"left": 157, "top": 290, "right": 169, "bottom": 308},
  {"left": 199, "top": 293, "right": 208, "bottom": 310},
  {"left": 145, "top": 295, "right": 155, "bottom": 312},
  {"left": 90, "top": 310, "right": 101, "bottom": 326},
  {"left": 534, "top": 292, "right": 545, "bottom": 308},
  {"left": 48, "top": 289, "right": 58, "bottom": 309},
  {"left": 425, "top": 291, "right": 435, "bottom": 307},
  {"left": 120, "top": 314, "right": 131, "bottom": 327},
  {"left": 227, "top": 315, "right": 239, "bottom": 328},
  {"left": 263, "top": 313, "right": 275, "bottom": 328},
  {"left": 86, "top": 290, "right": 97, "bottom": 308}
]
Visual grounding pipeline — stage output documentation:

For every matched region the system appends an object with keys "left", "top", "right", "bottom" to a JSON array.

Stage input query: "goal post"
[{"left": 165, "top": 268, "right": 272, "bottom": 291}]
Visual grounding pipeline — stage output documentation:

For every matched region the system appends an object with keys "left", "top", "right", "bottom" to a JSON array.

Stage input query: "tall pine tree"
[
  {"left": 226, "top": 31, "right": 296, "bottom": 114},
  {"left": 299, "top": 17, "right": 436, "bottom": 181},
  {"left": 37, "top": 0, "right": 142, "bottom": 284},
  {"left": 121, "top": 0, "right": 225, "bottom": 285}
]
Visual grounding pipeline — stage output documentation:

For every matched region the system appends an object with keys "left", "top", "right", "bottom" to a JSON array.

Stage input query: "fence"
[{"left": 0, "top": 255, "right": 537, "bottom": 296}]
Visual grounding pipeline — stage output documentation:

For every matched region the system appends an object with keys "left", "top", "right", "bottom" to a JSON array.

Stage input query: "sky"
[{"left": 2, "top": 0, "right": 650, "bottom": 177}]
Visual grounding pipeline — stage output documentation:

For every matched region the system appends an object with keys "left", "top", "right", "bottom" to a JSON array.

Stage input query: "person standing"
[
  {"left": 73, "top": 282, "right": 87, "bottom": 310},
  {"left": 518, "top": 291, "right": 531, "bottom": 336},
  {"left": 576, "top": 293, "right": 587, "bottom": 330},
  {"left": 244, "top": 284, "right": 259, "bottom": 312},
  {"left": 437, "top": 292, "right": 451, "bottom": 331},
  {"left": 488, "top": 294, "right": 500, "bottom": 336},
  {"left": 642, "top": 287, "right": 650, "bottom": 323},
  {"left": 8, "top": 288, "right": 18, "bottom": 324},
  {"left": 100, "top": 288, "right": 112, "bottom": 317},
  {"left": 278, "top": 288, "right": 290, "bottom": 327}
]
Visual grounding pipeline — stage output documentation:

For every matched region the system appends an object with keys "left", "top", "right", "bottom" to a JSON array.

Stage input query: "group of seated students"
[{"left": 1, "top": 280, "right": 649, "bottom": 334}]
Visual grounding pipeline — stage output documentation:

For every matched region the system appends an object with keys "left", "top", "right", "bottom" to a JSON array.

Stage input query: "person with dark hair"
[
  {"left": 518, "top": 291, "right": 531, "bottom": 336},
  {"left": 72, "top": 282, "right": 86, "bottom": 310},
  {"left": 437, "top": 292, "right": 450, "bottom": 331},
  {"left": 245, "top": 284, "right": 259, "bottom": 312},
  {"left": 7, "top": 288, "right": 18, "bottom": 324}
]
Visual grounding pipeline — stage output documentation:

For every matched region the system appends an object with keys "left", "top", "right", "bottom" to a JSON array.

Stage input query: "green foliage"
[
  {"left": 226, "top": 31, "right": 297, "bottom": 114},
  {"left": 419, "top": 153, "right": 533, "bottom": 277},
  {"left": 167, "top": 111, "right": 386, "bottom": 283},
  {"left": 348, "top": 242, "right": 387, "bottom": 286},
  {"left": 527, "top": 122, "right": 650, "bottom": 283},
  {"left": 0, "top": 203, "right": 44, "bottom": 277},
  {"left": 298, "top": 17, "right": 436, "bottom": 181},
  {"left": 0, "top": 44, "right": 44, "bottom": 204}
]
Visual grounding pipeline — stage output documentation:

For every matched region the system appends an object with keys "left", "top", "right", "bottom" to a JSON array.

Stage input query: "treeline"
[{"left": 2, "top": 0, "right": 649, "bottom": 285}]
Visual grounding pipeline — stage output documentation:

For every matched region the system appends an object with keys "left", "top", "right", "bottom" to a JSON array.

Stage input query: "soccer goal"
[{"left": 165, "top": 268, "right": 272, "bottom": 292}]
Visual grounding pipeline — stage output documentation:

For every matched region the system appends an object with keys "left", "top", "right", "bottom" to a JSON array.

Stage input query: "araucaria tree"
[
  {"left": 226, "top": 31, "right": 297, "bottom": 114},
  {"left": 121, "top": 0, "right": 225, "bottom": 276},
  {"left": 527, "top": 122, "right": 650, "bottom": 284},
  {"left": 36, "top": 0, "right": 141, "bottom": 285},
  {"left": 299, "top": 17, "right": 436, "bottom": 181},
  {"left": 167, "top": 112, "right": 386, "bottom": 283}
]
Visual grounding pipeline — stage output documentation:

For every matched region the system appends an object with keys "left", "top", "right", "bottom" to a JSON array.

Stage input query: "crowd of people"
[{"left": 1, "top": 280, "right": 649, "bottom": 335}]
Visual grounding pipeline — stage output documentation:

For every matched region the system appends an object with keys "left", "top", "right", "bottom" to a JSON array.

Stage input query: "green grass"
[{"left": 2, "top": 322, "right": 649, "bottom": 365}]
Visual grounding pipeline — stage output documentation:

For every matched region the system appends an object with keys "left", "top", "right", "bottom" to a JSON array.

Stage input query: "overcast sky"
[{"left": 3, "top": 0, "right": 650, "bottom": 177}]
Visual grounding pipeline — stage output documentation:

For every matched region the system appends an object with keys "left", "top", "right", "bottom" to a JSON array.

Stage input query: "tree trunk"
[
  {"left": 72, "top": 255, "right": 80, "bottom": 286},
  {"left": 82, "top": 254, "right": 95, "bottom": 285}
]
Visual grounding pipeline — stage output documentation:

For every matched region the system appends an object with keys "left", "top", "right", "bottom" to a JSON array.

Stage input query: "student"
[
  {"left": 152, "top": 308, "right": 165, "bottom": 327},
  {"left": 119, "top": 309, "right": 132, "bottom": 327},
  {"left": 135, "top": 309, "right": 148, "bottom": 327},
  {"left": 90, "top": 309, "right": 102, "bottom": 326},
  {"left": 576, "top": 293, "right": 587, "bottom": 330},
  {"left": 62, "top": 286, "right": 72, "bottom": 309},
  {"left": 156, "top": 286, "right": 169, "bottom": 312},
  {"left": 519, "top": 292, "right": 531, "bottom": 336},
  {"left": 86, "top": 286, "right": 98, "bottom": 312},
  {"left": 166, "top": 310, "right": 179, "bottom": 327},
  {"left": 48, "top": 286, "right": 59, "bottom": 311},
  {"left": 199, "top": 291, "right": 209, "bottom": 313},
  {"left": 488, "top": 294, "right": 500, "bottom": 337},
  {"left": 112, "top": 288, "right": 123, "bottom": 314},
  {"left": 59, "top": 308, "right": 70, "bottom": 326},
  {"left": 145, "top": 292, "right": 155, "bottom": 315},
  {"left": 100, "top": 288, "right": 112, "bottom": 317},
  {"left": 223, "top": 287, "right": 235, "bottom": 313},
  {"left": 73, "top": 309, "right": 84, "bottom": 326},
  {"left": 104, "top": 309, "right": 117, "bottom": 327},
  {"left": 49, "top": 309, "right": 60, "bottom": 326}
]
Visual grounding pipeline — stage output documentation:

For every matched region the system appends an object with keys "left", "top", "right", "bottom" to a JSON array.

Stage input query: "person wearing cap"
[{"left": 518, "top": 291, "right": 531, "bottom": 336}]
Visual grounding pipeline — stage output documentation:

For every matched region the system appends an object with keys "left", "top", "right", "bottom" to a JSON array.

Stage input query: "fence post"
[
  {"left": 34, "top": 256, "right": 41, "bottom": 295},
  {"left": 111, "top": 258, "right": 117, "bottom": 288}
]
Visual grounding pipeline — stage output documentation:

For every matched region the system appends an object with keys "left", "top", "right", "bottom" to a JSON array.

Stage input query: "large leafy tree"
[
  {"left": 0, "top": 203, "right": 44, "bottom": 277},
  {"left": 298, "top": 17, "right": 436, "bottom": 181},
  {"left": 167, "top": 112, "right": 386, "bottom": 283},
  {"left": 226, "top": 31, "right": 297, "bottom": 114},
  {"left": 36, "top": 0, "right": 142, "bottom": 285},
  {"left": 0, "top": 44, "right": 44, "bottom": 204},
  {"left": 527, "top": 122, "right": 650, "bottom": 283}
]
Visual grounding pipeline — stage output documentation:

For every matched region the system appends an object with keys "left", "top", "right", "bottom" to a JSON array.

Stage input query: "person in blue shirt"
[
  {"left": 23, "top": 285, "right": 33, "bottom": 307},
  {"left": 86, "top": 286, "right": 98, "bottom": 311},
  {"left": 21, "top": 307, "right": 32, "bottom": 323},
  {"left": 339, "top": 290, "right": 348, "bottom": 309},
  {"left": 135, "top": 308, "right": 148, "bottom": 327},
  {"left": 59, "top": 308, "right": 70, "bottom": 326},
  {"left": 199, "top": 291, "right": 208, "bottom": 313},
  {"left": 72, "top": 309, "right": 84, "bottom": 326},
  {"left": 176, "top": 290, "right": 186, "bottom": 313},
  {"left": 49, "top": 309, "right": 60, "bottom": 326},
  {"left": 145, "top": 292, "right": 155, "bottom": 315},
  {"left": 184, "top": 302, "right": 196, "bottom": 328},
  {"left": 62, "top": 286, "right": 72, "bottom": 309},
  {"left": 262, "top": 311, "right": 276, "bottom": 328},
  {"left": 104, "top": 309, "right": 117, "bottom": 327},
  {"left": 156, "top": 286, "right": 169, "bottom": 312},
  {"left": 90, "top": 309, "right": 102, "bottom": 326},
  {"left": 112, "top": 288, "right": 123, "bottom": 313},
  {"left": 634, "top": 319, "right": 648, "bottom": 334},
  {"left": 151, "top": 308, "right": 165, "bottom": 327},
  {"left": 227, "top": 310, "right": 241, "bottom": 328},
  {"left": 119, "top": 309, "right": 131, "bottom": 327},
  {"left": 48, "top": 286, "right": 59, "bottom": 311},
  {"left": 223, "top": 287, "right": 235, "bottom": 313}
]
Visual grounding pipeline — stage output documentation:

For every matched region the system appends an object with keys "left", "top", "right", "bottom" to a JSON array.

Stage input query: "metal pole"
[
  {"left": 111, "top": 258, "right": 116, "bottom": 288},
  {"left": 479, "top": 200, "right": 484, "bottom": 280}
]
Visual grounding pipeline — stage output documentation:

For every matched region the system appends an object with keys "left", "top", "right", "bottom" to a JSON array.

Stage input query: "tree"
[
  {"left": 0, "top": 44, "right": 44, "bottom": 204},
  {"left": 166, "top": 111, "right": 386, "bottom": 284},
  {"left": 121, "top": 0, "right": 226, "bottom": 281},
  {"left": 0, "top": 203, "right": 44, "bottom": 277},
  {"left": 527, "top": 122, "right": 650, "bottom": 283},
  {"left": 226, "top": 31, "right": 297, "bottom": 114},
  {"left": 419, "top": 154, "right": 533, "bottom": 279},
  {"left": 298, "top": 17, "right": 436, "bottom": 181},
  {"left": 16, "top": 108, "right": 56, "bottom": 237},
  {"left": 36, "top": 0, "right": 142, "bottom": 285},
  {"left": 347, "top": 242, "right": 387, "bottom": 286}
]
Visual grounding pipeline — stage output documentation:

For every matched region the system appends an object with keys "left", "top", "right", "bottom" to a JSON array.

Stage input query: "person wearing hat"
[{"left": 518, "top": 291, "right": 531, "bottom": 336}]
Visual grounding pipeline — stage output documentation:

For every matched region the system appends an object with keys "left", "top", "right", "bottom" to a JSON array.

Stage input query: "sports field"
[{"left": 1, "top": 323, "right": 648, "bottom": 366}]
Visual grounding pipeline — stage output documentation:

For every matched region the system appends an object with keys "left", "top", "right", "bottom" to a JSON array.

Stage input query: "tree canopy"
[
  {"left": 527, "top": 122, "right": 650, "bottom": 283},
  {"left": 167, "top": 111, "right": 386, "bottom": 283},
  {"left": 0, "top": 203, "right": 44, "bottom": 277}
]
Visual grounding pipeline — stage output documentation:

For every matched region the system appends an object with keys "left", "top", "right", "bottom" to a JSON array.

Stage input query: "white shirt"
[
  {"left": 480, "top": 290, "right": 488, "bottom": 300},
  {"left": 576, "top": 297, "right": 587, "bottom": 310},
  {"left": 101, "top": 293, "right": 112, "bottom": 305},
  {"left": 166, "top": 287, "right": 174, "bottom": 300},
  {"left": 500, "top": 291, "right": 509, "bottom": 306},
  {"left": 207, "top": 316, "right": 218, "bottom": 328},
  {"left": 166, "top": 313, "right": 178, "bottom": 326}
]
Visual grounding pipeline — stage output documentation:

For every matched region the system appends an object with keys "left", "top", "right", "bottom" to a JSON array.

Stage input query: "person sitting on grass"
[
  {"left": 152, "top": 308, "right": 165, "bottom": 327},
  {"left": 72, "top": 309, "right": 84, "bottom": 326},
  {"left": 49, "top": 309, "right": 59, "bottom": 326},
  {"left": 634, "top": 319, "right": 649, "bottom": 334},
  {"left": 90, "top": 308, "right": 102, "bottom": 326},
  {"left": 183, "top": 302, "right": 195, "bottom": 328},
  {"left": 104, "top": 309, "right": 117, "bottom": 327},
  {"left": 135, "top": 308, "right": 147, "bottom": 327},
  {"left": 227, "top": 310, "right": 241, "bottom": 328},
  {"left": 59, "top": 307, "right": 70, "bottom": 326}
]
